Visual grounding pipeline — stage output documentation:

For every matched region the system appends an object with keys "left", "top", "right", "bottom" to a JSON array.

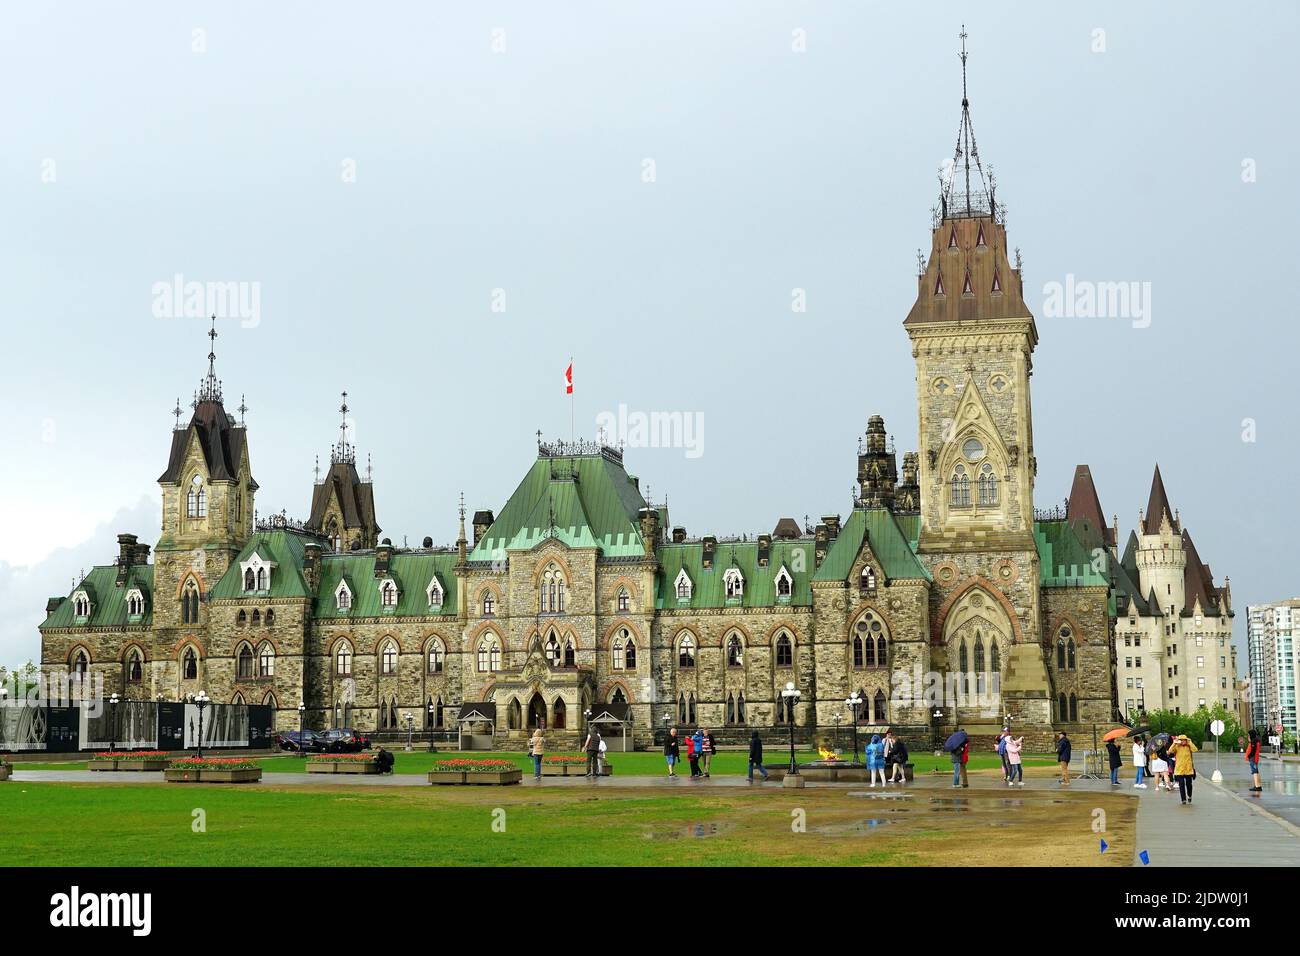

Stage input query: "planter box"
[
  {"left": 164, "top": 768, "right": 263, "bottom": 784},
  {"left": 427, "top": 769, "right": 521, "bottom": 786},
  {"left": 89, "top": 759, "right": 170, "bottom": 772},
  {"left": 306, "top": 761, "right": 381, "bottom": 775},
  {"left": 541, "top": 763, "right": 613, "bottom": 777}
]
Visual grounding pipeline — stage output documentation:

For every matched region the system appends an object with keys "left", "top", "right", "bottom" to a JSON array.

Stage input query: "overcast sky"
[{"left": 1, "top": 2, "right": 1296, "bottom": 668}]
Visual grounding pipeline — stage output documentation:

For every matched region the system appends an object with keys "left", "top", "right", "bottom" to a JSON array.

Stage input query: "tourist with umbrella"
[
  {"left": 1105, "top": 736, "right": 1123, "bottom": 786},
  {"left": 1148, "top": 733, "right": 1172, "bottom": 791},
  {"left": 1005, "top": 732, "right": 1024, "bottom": 786},
  {"left": 944, "top": 729, "right": 969, "bottom": 788}
]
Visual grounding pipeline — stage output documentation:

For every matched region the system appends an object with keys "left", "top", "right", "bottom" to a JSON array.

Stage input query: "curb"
[{"left": 1206, "top": 777, "right": 1300, "bottom": 840}]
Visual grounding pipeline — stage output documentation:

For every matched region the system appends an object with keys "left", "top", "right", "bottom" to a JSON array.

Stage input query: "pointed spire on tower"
[
  {"left": 172, "top": 397, "right": 183, "bottom": 430},
  {"left": 1143, "top": 465, "right": 1176, "bottom": 534},
  {"left": 939, "top": 25, "right": 997, "bottom": 223},
  {"left": 331, "top": 390, "right": 355, "bottom": 465},
  {"left": 197, "top": 315, "right": 223, "bottom": 404}
]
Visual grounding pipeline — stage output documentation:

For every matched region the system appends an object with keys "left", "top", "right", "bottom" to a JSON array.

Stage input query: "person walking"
[
  {"left": 996, "top": 728, "right": 1012, "bottom": 783},
  {"left": 889, "top": 734, "right": 910, "bottom": 784},
  {"left": 597, "top": 735, "right": 608, "bottom": 775},
  {"left": 664, "top": 727, "right": 680, "bottom": 777},
  {"left": 1132, "top": 735, "right": 1147, "bottom": 788},
  {"left": 748, "top": 729, "right": 769, "bottom": 782},
  {"left": 1005, "top": 734, "right": 1024, "bottom": 786},
  {"left": 1170, "top": 734, "right": 1198, "bottom": 805},
  {"left": 950, "top": 734, "right": 963, "bottom": 788},
  {"left": 700, "top": 727, "right": 715, "bottom": 778},
  {"left": 1056, "top": 731, "right": 1072, "bottom": 787},
  {"left": 866, "top": 733, "right": 886, "bottom": 787},
  {"left": 1246, "top": 729, "right": 1263, "bottom": 792},
  {"left": 582, "top": 725, "right": 602, "bottom": 778},
  {"left": 1106, "top": 737, "right": 1122, "bottom": 786},
  {"left": 528, "top": 728, "right": 545, "bottom": 779},
  {"left": 959, "top": 736, "right": 970, "bottom": 787},
  {"left": 1152, "top": 738, "right": 1173, "bottom": 791}
]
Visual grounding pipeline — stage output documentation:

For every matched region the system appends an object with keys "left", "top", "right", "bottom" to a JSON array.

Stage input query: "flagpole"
[{"left": 569, "top": 356, "right": 574, "bottom": 442}]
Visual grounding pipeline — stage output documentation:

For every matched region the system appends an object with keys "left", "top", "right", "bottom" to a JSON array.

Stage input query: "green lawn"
[
  {"left": 17, "top": 751, "right": 1054, "bottom": 775},
  {"left": 0, "top": 775, "right": 1124, "bottom": 868}
]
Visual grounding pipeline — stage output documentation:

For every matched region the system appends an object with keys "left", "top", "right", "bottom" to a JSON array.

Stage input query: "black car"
[
  {"left": 316, "top": 729, "right": 368, "bottom": 753},
  {"left": 275, "top": 730, "right": 324, "bottom": 753}
]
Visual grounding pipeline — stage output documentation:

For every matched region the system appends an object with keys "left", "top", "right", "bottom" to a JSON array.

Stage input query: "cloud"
[{"left": 0, "top": 496, "right": 159, "bottom": 667}]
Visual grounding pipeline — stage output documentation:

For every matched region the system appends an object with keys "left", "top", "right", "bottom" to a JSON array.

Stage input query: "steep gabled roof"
[
  {"left": 656, "top": 538, "right": 815, "bottom": 610},
  {"left": 814, "top": 508, "right": 932, "bottom": 583},
  {"left": 1180, "top": 529, "right": 1222, "bottom": 617},
  {"left": 1143, "top": 464, "right": 1176, "bottom": 534},
  {"left": 158, "top": 400, "right": 256, "bottom": 488},
  {"left": 469, "top": 451, "right": 647, "bottom": 560},
  {"left": 314, "top": 551, "right": 460, "bottom": 618},
  {"left": 41, "top": 563, "right": 154, "bottom": 630},
  {"left": 1066, "top": 464, "right": 1114, "bottom": 549},
  {"left": 1034, "top": 519, "right": 1110, "bottom": 587},
  {"left": 306, "top": 461, "right": 379, "bottom": 537},
  {"left": 209, "top": 530, "right": 313, "bottom": 600}
]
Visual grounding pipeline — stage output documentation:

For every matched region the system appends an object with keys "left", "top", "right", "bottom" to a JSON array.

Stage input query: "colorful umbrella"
[
  {"left": 943, "top": 730, "right": 969, "bottom": 752},
  {"left": 1103, "top": 728, "right": 1129, "bottom": 742}
]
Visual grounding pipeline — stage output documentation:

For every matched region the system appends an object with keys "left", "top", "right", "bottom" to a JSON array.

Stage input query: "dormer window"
[
  {"left": 774, "top": 566, "right": 793, "bottom": 599},
  {"left": 380, "top": 580, "right": 399, "bottom": 608},
  {"left": 426, "top": 576, "right": 445, "bottom": 608},
  {"left": 723, "top": 568, "right": 744, "bottom": 600},
  {"left": 335, "top": 579, "right": 353, "bottom": 611},
  {"left": 674, "top": 569, "right": 693, "bottom": 602},
  {"left": 125, "top": 589, "right": 145, "bottom": 617},
  {"left": 72, "top": 591, "right": 92, "bottom": 618},
  {"left": 239, "top": 553, "right": 276, "bottom": 594}
]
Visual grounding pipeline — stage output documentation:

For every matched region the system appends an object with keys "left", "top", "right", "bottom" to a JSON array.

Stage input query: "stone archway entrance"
[{"left": 527, "top": 691, "right": 547, "bottom": 730}]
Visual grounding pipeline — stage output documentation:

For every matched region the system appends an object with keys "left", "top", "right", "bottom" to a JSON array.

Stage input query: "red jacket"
[
  {"left": 960, "top": 741, "right": 970, "bottom": 765},
  {"left": 1246, "top": 740, "right": 1261, "bottom": 762}
]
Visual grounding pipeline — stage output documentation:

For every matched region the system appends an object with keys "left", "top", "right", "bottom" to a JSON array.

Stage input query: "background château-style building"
[{"left": 37, "top": 57, "right": 1236, "bottom": 752}]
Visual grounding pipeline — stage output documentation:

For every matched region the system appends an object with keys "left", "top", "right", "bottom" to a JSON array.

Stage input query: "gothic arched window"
[
  {"left": 775, "top": 631, "right": 793, "bottom": 668},
  {"left": 258, "top": 642, "right": 274, "bottom": 677},
  {"left": 237, "top": 645, "right": 254, "bottom": 679},
  {"left": 563, "top": 638, "right": 575, "bottom": 667},
  {"left": 978, "top": 462, "right": 999, "bottom": 506},
  {"left": 726, "top": 633, "right": 743, "bottom": 667},
  {"left": 624, "top": 635, "right": 637, "bottom": 670},
  {"left": 381, "top": 640, "right": 398, "bottom": 675},
  {"left": 950, "top": 463, "right": 971, "bottom": 507},
  {"left": 678, "top": 634, "right": 696, "bottom": 668},
  {"left": 335, "top": 644, "right": 352, "bottom": 676},
  {"left": 181, "top": 581, "right": 200, "bottom": 625},
  {"left": 617, "top": 588, "right": 630, "bottom": 613},
  {"left": 182, "top": 647, "right": 198, "bottom": 680},
  {"left": 874, "top": 689, "right": 888, "bottom": 723},
  {"left": 427, "top": 640, "right": 444, "bottom": 674},
  {"left": 127, "top": 649, "right": 142, "bottom": 683},
  {"left": 853, "top": 636, "right": 864, "bottom": 668}
]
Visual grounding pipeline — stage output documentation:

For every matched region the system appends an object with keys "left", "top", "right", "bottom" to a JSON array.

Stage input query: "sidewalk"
[{"left": 1131, "top": 772, "right": 1300, "bottom": 867}]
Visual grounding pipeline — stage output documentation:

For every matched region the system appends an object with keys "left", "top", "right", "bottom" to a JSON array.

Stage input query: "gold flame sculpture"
[{"left": 818, "top": 746, "right": 841, "bottom": 762}]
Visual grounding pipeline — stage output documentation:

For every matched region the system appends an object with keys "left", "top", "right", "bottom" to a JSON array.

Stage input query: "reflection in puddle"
[{"left": 645, "top": 822, "right": 729, "bottom": 841}]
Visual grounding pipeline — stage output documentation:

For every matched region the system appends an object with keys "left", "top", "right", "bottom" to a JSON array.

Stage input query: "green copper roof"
[
  {"left": 470, "top": 453, "right": 647, "bottom": 560},
  {"left": 656, "top": 538, "right": 815, "bottom": 610},
  {"left": 814, "top": 508, "right": 932, "bottom": 583},
  {"left": 315, "top": 551, "right": 460, "bottom": 618},
  {"left": 210, "top": 530, "right": 313, "bottom": 600},
  {"left": 41, "top": 563, "right": 154, "bottom": 630},
  {"left": 1034, "top": 519, "right": 1109, "bottom": 587}
]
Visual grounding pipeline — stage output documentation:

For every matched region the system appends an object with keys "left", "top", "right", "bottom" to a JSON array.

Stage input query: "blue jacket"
[
  {"left": 865, "top": 742, "right": 885, "bottom": 769},
  {"left": 692, "top": 731, "right": 704, "bottom": 755}
]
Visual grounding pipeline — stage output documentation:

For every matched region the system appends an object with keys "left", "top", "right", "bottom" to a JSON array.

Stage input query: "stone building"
[{"left": 42, "top": 59, "right": 1235, "bottom": 753}]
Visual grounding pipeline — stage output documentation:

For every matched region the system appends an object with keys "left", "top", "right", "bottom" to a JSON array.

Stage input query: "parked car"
[
  {"left": 275, "top": 730, "right": 324, "bottom": 753},
  {"left": 316, "top": 729, "right": 368, "bottom": 753}
]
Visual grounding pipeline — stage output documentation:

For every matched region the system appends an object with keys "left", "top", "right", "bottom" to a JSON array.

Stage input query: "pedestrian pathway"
[{"left": 1131, "top": 772, "right": 1300, "bottom": 867}]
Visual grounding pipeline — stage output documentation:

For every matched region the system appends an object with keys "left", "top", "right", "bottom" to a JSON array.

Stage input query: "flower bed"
[
  {"left": 539, "top": 754, "right": 613, "bottom": 777},
  {"left": 428, "top": 758, "right": 521, "bottom": 786},
  {"left": 306, "top": 754, "right": 381, "bottom": 775},
  {"left": 164, "top": 756, "right": 262, "bottom": 784},
  {"left": 89, "top": 750, "right": 171, "bottom": 772}
]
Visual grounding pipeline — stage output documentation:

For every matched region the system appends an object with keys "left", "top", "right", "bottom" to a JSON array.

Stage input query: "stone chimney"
[
  {"left": 375, "top": 542, "right": 393, "bottom": 577},
  {"left": 672, "top": 527, "right": 687, "bottom": 543},
  {"left": 757, "top": 534, "right": 771, "bottom": 568},
  {"left": 702, "top": 536, "right": 717, "bottom": 570},
  {"left": 115, "top": 533, "right": 138, "bottom": 586},
  {"left": 638, "top": 507, "right": 660, "bottom": 556},
  {"left": 472, "top": 510, "right": 495, "bottom": 546},
  {"left": 303, "top": 542, "right": 322, "bottom": 594}
]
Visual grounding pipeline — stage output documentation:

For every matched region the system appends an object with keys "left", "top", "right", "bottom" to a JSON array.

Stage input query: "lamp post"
[
  {"left": 404, "top": 712, "right": 414, "bottom": 752},
  {"left": 832, "top": 712, "right": 843, "bottom": 755},
  {"left": 297, "top": 700, "right": 306, "bottom": 757},
  {"left": 782, "top": 682, "right": 801, "bottom": 774},
  {"left": 108, "top": 692, "right": 120, "bottom": 752},
  {"left": 932, "top": 707, "right": 944, "bottom": 753},
  {"left": 428, "top": 701, "right": 437, "bottom": 752},
  {"left": 194, "top": 690, "right": 210, "bottom": 759},
  {"left": 846, "top": 692, "right": 863, "bottom": 764}
]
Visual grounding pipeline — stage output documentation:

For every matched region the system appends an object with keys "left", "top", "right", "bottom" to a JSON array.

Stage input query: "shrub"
[
  {"left": 306, "top": 754, "right": 376, "bottom": 763},
  {"left": 168, "top": 757, "right": 260, "bottom": 771},
  {"left": 94, "top": 751, "right": 169, "bottom": 760},
  {"left": 541, "top": 755, "right": 587, "bottom": 764}
]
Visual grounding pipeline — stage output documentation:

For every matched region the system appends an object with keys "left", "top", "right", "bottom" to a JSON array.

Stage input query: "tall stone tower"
[
  {"left": 153, "top": 320, "right": 257, "bottom": 688},
  {"left": 1133, "top": 465, "right": 1185, "bottom": 616},
  {"left": 305, "top": 391, "right": 380, "bottom": 552},
  {"left": 903, "top": 31, "right": 1049, "bottom": 728}
]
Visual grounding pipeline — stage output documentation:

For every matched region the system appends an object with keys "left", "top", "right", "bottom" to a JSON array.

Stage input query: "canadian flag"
[{"left": 564, "top": 361, "right": 573, "bottom": 395}]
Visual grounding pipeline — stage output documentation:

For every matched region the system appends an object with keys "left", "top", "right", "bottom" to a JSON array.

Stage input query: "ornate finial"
[
  {"left": 916, "top": 248, "right": 925, "bottom": 276},
  {"left": 959, "top": 24, "right": 969, "bottom": 101},
  {"left": 1014, "top": 246, "right": 1023, "bottom": 272},
  {"left": 314, "top": 454, "right": 320, "bottom": 484},
  {"left": 458, "top": 491, "right": 466, "bottom": 522},
  {"left": 172, "top": 397, "right": 183, "bottom": 430},
  {"left": 331, "top": 390, "right": 355, "bottom": 465},
  {"left": 939, "top": 26, "right": 994, "bottom": 222},
  {"left": 366, "top": 453, "right": 373, "bottom": 484},
  {"left": 197, "top": 315, "right": 223, "bottom": 404},
  {"left": 237, "top": 394, "right": 248, "bottom": 427},
  {"left": 536, "top": 429, "right": 543, "bottom": 447}
]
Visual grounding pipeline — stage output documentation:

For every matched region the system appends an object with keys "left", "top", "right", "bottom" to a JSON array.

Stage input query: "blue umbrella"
[{"left": 943, "top": 730, "right": 968, "bottom": 752}]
